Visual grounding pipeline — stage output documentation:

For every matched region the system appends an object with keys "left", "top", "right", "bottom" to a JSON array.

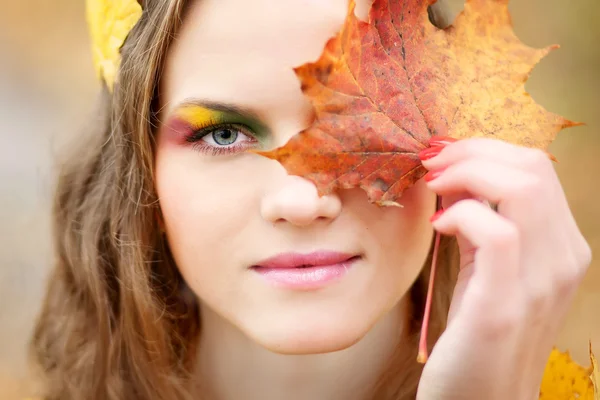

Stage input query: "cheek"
[
  {"left": 379, "top": 180, "right": 436, "bottom": 256},
  {"left": 351, "top": 180, "right": 436, "bottom": 290},
  {"left": 154, "top": 144, "right": 263, "bottom": 286}
]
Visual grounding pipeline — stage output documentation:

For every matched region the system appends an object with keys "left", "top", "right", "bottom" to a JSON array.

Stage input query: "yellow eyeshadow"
[{"left": 176, "top": 106, "right": 224, "bottom": 127}]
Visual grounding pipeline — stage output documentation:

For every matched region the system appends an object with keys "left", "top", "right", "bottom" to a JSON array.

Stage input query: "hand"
[{"left": 415, "top": 137, "right": 592, "bottom": 400}]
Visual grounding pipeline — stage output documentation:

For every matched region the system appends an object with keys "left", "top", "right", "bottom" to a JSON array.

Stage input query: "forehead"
[{"left": 160, "top": 0, "right": 358, "bottom": 118}]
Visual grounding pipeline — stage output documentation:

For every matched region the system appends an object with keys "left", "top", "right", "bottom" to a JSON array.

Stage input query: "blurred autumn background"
[{"left": 0, "top": 0, "right": 598, "bottom": 398}]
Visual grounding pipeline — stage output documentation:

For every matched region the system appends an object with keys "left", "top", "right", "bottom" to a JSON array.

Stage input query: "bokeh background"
[{"left": 0, "top": 0, "right": 598, "bottom": 398}]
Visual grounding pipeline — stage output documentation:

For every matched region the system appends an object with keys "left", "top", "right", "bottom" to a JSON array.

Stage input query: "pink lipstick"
[{"left": 251, "top": 251, "right": 360, "bottom": 290}]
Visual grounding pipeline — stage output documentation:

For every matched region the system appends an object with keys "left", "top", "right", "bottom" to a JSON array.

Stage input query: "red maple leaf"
[{"left": 256, "top": 0, "right": 577, "bottom": 206}]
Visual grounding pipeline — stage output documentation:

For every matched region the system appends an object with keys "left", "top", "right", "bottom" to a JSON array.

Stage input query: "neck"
[{"left": 195, "top": 299, "right": 409, "bottom": 400}]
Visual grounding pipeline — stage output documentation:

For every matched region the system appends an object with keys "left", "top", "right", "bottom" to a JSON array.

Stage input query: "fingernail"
[
  {"left": 424, "top": 168, "right": 446, "bottom": 182},
  {"left": 418, "top": 146, "right": 444, "bottom": 161},
  {"left": 429, "top": 209, "right": 445, "bottom": 223},
  {"left": 429, "top": 136, "right": 459, "bottom": 146}
]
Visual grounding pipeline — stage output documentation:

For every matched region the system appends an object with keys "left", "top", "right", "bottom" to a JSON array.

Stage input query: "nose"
[{"left": 260, "top": 175, "right": 342, "bottom": 227}]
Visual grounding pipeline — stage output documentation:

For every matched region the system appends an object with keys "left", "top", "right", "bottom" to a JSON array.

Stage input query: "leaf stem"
[{"left": 417, "top": 196, "right": 443, "bottom": 363}]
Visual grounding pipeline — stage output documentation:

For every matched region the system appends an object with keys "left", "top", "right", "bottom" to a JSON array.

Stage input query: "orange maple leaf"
[{"left": 257, "top": 0, "right": 579, "bottom": 206}]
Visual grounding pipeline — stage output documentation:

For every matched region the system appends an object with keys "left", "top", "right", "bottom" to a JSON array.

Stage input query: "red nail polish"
[
  {"left": 424, "top": 168, "right": 445, "bottom": 182},
  {"left": 418, "top": 146, "right": 444, "bottom": 161},
  {"left": 430, "top": 209, "right": 445, "bottom": 223},
  {"left": 429, "top": 136, "right": 459, "bottom": 146}
]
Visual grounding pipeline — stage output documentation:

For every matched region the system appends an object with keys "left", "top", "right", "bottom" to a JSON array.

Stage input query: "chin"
[
  {"left": 255, "top": 328, "right": 366, "bottom": 355},
  {"left": 240, "top": 299, "right": 394, "bottom": 355}
]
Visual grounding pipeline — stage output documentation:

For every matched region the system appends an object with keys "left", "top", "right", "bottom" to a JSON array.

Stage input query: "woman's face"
[{"left": 155, "top": 0, "right": 436, "bottom": 354}]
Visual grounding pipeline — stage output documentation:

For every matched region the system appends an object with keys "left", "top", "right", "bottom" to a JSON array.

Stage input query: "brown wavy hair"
[{"left": 30, "top": 1, "right": 459, "bottom": 399}]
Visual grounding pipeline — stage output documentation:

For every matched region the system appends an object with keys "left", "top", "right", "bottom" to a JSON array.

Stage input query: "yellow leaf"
[
  {"left": 539, "top": 347, "right": 594, "bottom": 400},
  {"left": 85, "top": 0, "right": 142, "bottom": 91},
  {"left": 591, "top": 342, "right": 600, "bottom": 400}
]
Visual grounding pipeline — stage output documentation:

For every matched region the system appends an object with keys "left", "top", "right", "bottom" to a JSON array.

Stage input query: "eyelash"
[{"left": 185, "top": 123, "right": 259, "bottom": 156}]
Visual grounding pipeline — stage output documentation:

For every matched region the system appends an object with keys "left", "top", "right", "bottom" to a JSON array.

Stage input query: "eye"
[
  {"left": 186, "top": 123, "right": 259, "bottom": 155},
  {"left": 203, "top": 126, "right": 246, "bottom": 146}
]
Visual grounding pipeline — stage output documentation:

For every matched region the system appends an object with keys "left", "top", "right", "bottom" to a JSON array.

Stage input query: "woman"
[{"left": 30, "top": 0, "right": 592, "bottom": 399}]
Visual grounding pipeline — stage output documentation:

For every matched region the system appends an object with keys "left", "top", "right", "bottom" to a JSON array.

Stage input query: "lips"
[
  {"left": 252, "top": 251, "right": 360, "bottom": 269},
  {"left": 251, "top": 251, "right": 361, "bottom": 290}
]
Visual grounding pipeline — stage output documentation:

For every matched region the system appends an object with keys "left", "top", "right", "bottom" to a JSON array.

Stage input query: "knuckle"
[
  {"left": 550, "top": 240, "right": 591, "bottom": 296},
  {"left": 509, "top": 173, "right": 544, "bottom": 201},
  {"left": 461, "top": 138, "right": 484, "bottom": 156},
  {"left": 523, "top": 148, "right": 551, "bottom": 169},
  {"left": 487, "top": 223, "right": 520, "bottom": 249},
  {"left": 519, "top": 175, "right": 544, "bottom": 196},
  {"left": 553, "top": 264, "right": 585, "bottom": 295},
  {"left": 576, "top": 240, "right": 593, "bottom": 268},
  {"left": 553, "top": 272, "right": 580, "bottom": 296}
]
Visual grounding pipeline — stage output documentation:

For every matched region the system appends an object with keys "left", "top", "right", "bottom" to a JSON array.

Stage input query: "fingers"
[
  {"left": 425, "top": 158, "right": 548, "bottom": 226},
  {"left": 431, "top": 199, "right": 521, "bottom": 287},
  {"left": 421, "top": 137, "right": 584, "bottom": 246},
  {"left": 425, "top": 158, "right": 542, "bottom": 202},
  {"left": 421, "top": 136, "right": 556, "bottom": 176},
  {"left": 420, "top": 137, "right": 592, "bottom": 400},
  {"left": 423, "top": 136, "right": 591, "bottom": 311}
]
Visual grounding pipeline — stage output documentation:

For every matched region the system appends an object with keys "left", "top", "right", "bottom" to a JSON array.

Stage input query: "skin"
[
  {"left": 155, "top": 0, "right": 592, "bottom": 399},
  {"left": 418, "top": 139, "right": 591, "bottom": 399},
  {"left": 157, "top": 0, "right": 433, "bottom": 399}
]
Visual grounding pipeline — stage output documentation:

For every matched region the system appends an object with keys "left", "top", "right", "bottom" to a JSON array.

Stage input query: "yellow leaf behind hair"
[{"left": 85, "top": 0, "right": 142, "bottom": 91}]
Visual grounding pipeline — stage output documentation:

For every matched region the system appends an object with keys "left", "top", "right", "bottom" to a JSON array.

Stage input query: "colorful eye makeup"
[{"left": 162, "top": 100, "right": 270, "bottom": 156}]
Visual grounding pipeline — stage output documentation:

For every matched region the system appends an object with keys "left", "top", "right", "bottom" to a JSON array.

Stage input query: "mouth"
[{"left": 250, "top": 251, "right": 362, "bottom": 290}]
